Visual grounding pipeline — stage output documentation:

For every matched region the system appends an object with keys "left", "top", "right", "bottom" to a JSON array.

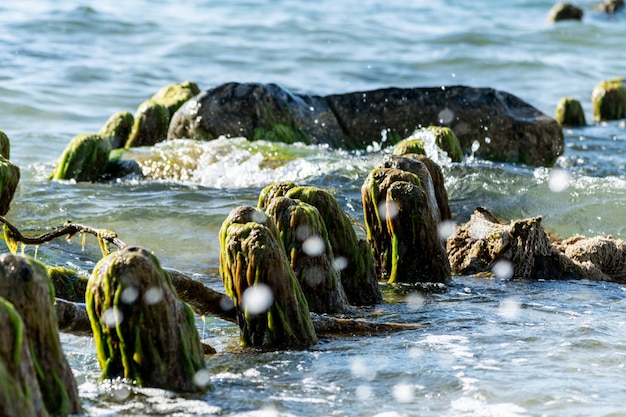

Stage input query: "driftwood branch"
[{"left": 0, "top": 215, "right": 127, "bottom": 255}]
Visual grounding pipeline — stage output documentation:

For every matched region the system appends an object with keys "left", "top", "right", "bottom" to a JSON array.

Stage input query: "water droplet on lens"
[
  {"left": 144, "top": 287, "right": 164, "bottom": 305},
  {"left": 393, "top": 382, "right": 414, "bottom": 403},
  {"left": 437, "top": 220, "right": 456, "bottom": 240},
  {"left": 303, "top": 235, "right": 325, "bottom": 256},
  {"left": 548, "top": 168, "right": 570, "bottom": 192},
  {"left": 121, "top": 286, "right": 139, "bottom": 304},
  {"left": 356, "top": 384, "right": 373, "bottom": 400},
  {"left": 333, "top": 256, "right": 348, "bottom": 271},
  {"left": 492, "top": 260, "right": 514, "bottom": 280},
  {"left": 499, "top": 297, "right": 521, "bottom": 319},
  {"left": 243, "top": 284, "right": 274, "bottom": 315},
  {"left": 103, "top": 307, "right": 123, "bottom": 328},
  {"left": 193, "top": 369, "right": 211, "bottom": 387}
]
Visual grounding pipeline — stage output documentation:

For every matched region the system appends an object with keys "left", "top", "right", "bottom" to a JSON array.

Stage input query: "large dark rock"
[{"left": 169, "top": 82, "right": 564, "bottom": 166}]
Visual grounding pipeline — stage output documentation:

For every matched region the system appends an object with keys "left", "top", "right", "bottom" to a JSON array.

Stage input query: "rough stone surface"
[{"left": 169, "top": 82, "right": 563, "bottom": 166}]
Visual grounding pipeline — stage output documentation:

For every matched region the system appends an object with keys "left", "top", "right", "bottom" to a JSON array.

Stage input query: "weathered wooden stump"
[
  {"left": 219, "top": 206, "right": 318, "bottom": 349},
  {"left": 0, "top": 155, "right": 20, "bottom": 215},
  {"left": 265, "top": 196, "right": 350, "bottom": 313},
  {"left": 86, "top": 246, "right": 206, "bottom": 392},
  {"left": 0, "top": 254, "right": 82, "bottom": 416},
  {"left": 50, "top": 133, "right": 111, "bottom": 182},
  {"left": 0, "top": 297, "right": 49, "bottom": 417},
  {"left": 362, "top": 161, "right": 451, "bottom": 285},
  {"left": 259, "top": 183, "right": 382, "bottom": 306}
]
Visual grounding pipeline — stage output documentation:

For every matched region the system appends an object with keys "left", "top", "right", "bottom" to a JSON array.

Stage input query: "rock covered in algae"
[
  {"left": 0, "top": 254, "right": 82, "bottom": 416},
  {"left": 125, "top": 99, "right": 170, "bottom": 148},
  {"left": 393, "top": 126, "right": 463, "bottom": 163},
  {"left": 0, "top": 155, "right": 20, "bottom": 215},
  {"left": 151, "top": 81, "right": 201, "bottom": 117},
  {"left": 362, "top": 165, "right": 451, "bottom": 285},
  {"left": 0, "top": 297, "right": 49, "bottom": 417},
  {"left": 99, "top": 111, "right": 134, "bottom": 149},
  {"left": 598, "top": 0, "right": 624, "bottom": 13},
  {"left": 265, "top": 196, "right": 350, "bottom": 314},
  {"left": 219, "top": 206, "right": 318, "bottom": 349},
  {"left": 591, "top": 78, "right": 626, "bottom": 122},
  {"left": 555, "top": 97, "right": 586, "bottom": 127},
  {"left": 50, "top": 133, "right": 111, "bottom": 182},
  {"left": 86, "top": 246, "right": 207, "bottom": 392},
  {"left": 0, "top": 129, "right": 10, "bottom": 159},
  {"left": 259, "top": 183, "right": 382, "bottom": 306},
  {"left": 547, "top": 2, "right": 584, "bottom": 22}
]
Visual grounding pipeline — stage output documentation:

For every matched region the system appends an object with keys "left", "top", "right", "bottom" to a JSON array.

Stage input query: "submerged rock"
[
  {"left": 0, "top": 155, "right": 20, "bottom": 215},
  {"left": 362, "top": 158, "right": 451, "bottom": 285},
  {"left": 219, "top": 206, "right": 318, "bottom": 349},
  {"left": 591, "top": 78, "right": 626, "bottom": 122},
  {"left": 259, "top": 183, "right": 382, "bottom": 306},
  {"left": 0, "top": 297, "right": 48, "bottom": 417},
  {"left": 0, "top": 254, "right": 82, "bottom": 416},
  {"left": 555, "top": 97, "right": 586, "bottom": 126},
  {"left": 50, "top": 133, "right": 111, "bottom": 182},
  {"left": 86, "top": 247, "right": 206, "bottom": 392},
  {"left": 169, "top": 82, "right": 563, "bottom": 166}
]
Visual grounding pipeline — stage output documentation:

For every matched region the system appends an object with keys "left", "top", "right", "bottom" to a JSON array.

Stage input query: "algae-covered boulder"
[
  {"left": 125, "top": 99, "right": 170, "bottom": 148},
  {"left": 50, "top": 133, "right": 111, "bottom": 182},
  {"left": 259, "top": 183, "right": 382, "bottom": 306},
  {"left": 151, "top": 81, "right": 201, "bottom": 117},
  {"left": 0, "top": 155, "right": 20, "bottom": 215},
  {"left": 0, "top": 297, "right": 49, "bottom": 417},
  {"left": 265, "top": 196, "right": 350, "bottom": 314},
  {"left": 362, "top": 166, "right": 451, "bottom": 285},
  {"left": 0, "top": 254, "right": 82, "bottom": 416},
  {"left": 393, "top": 126, "right": 463, "bottom": 163},
  {"left": 591, "top": 78, "right": 626, "bottom": 122},
  {"left": 219, "top": 206, "right": 318, "bottom": 349},
  {"left": 86, "top": 246, "right": 206, "bottom": 392},
  {"left": 555, "top": 97, "right": 586, "bottom": 126},
  {"left": 99, "top": 111, "right": 134, "bottom": 149},
  {"left": 0, "top": 129, "right": 10, "bottom": 159},
  {"left": 547, "top": 2, "right": 584, "bottom": 22}
]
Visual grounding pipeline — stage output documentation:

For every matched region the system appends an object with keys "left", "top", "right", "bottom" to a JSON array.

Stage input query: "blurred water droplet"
[
  {"left": 393, "top": 382, "right": 414, "bottom": 403},
  {"left": 405, "top": 293, "right": 424, "bottom": 310},
  {"left": 243, "top": 284, "right": 274, "bottom": 315},
  {"left": 437, "top": 219, "right": 456, "bottom": 240},
  {"left": 193, "top": 369, "right": 211, "bottom": 387},
  {"left": 492, "top": 260, "right": 514, "bottom": 280},
  {"left": 110, "top": 384, "right": 131, "bottom": 401},
  {"left": 251, "top": 210, "right": 268, "bottom": 224},
  {"left": 304, "top": 266, "right": 324, "bottom": 287},
  {"left": 378, "top": 200, "right": 399, "bottom": 220},
  {"left": 103, "top": 307, "right": 123, "bottom": 328},
  {"left": 303, "top": 235, "right": 325, "bottom": 256},
  {"left": 356, "top": 384, "right": 373, "bottom": 400},
  {"left": 350, "top": 357, "right": 376, "bottom": 381},
  {"left": 471, "top": 140, "right": 480, "bottom": 153},
  {"left": 548, "top": 168, "right": 570, "bottom": 192},
  {"left": 296, "top": 225, "right": 312, "bottom": 241},
  {"left": 121, "top": 286, "right": 139, "bottom": 304},
  {"left": 438, "top": 108, "right": 454, "bottom": 124},
  {"left": 144, "top": 287, "right": 164, "bottom": 305},
  {"left": 499, "top": 297, "right": 521, "bottom": 319},
  {"left": 409, "top": 347, "right": 423, "bottom": 359},
  {"left": 220, "top": 296, "right": 234, "bottom": 311},
  {"left": 333, "top": 256, "right": 348, "bottom": 271}
]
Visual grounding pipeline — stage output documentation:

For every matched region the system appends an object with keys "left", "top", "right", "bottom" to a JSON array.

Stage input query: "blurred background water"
[{"left": 2, "top": 1, "right": 626, "bottom": 416}]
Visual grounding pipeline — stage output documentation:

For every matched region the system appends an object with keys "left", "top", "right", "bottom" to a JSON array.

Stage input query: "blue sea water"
[{"left": 2, "top": 1, "right": 626, "bottom": 416}]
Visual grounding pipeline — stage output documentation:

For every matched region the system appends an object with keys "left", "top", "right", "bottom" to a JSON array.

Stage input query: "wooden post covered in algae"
[
  {"left": 0, "top": 297, "right": 49, "bottom": 417},
  {"left": 86, "top": 246, "right": 207, "bottom": 392},
  {"left": 0, "top": 254, "right": 82, "bottom": 416},
  {"left": 259, "top": 182, "right": 382, "bottom": 306},
  {"left": 265, "top": 196, "right": 350, "bottom": 314},
  {"left": 362, "top": 156, "right": 451, "bottom": 285},
  {"left": 219, "top": 206, "right": 318, "bottom": 349}
]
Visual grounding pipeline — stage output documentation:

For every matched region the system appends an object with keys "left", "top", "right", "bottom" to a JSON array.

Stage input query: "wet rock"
[
  {"left": 555, "top": 97, "right": 586, "bottom": 126},
  {"left": 125, "top": 99, "right": 170, "bottom": 148},
  {"left": 557, "top": 235, "right": 626, "bottom": 282},
  {"left": 0, "top": 155, "right": 20, "bottom": 215},
  {"left": 591, "top": 78, "right": 626, "bottom": 122},
  {"left": 0, "top": 297, "right": 48, "bottom": 417},
  {"left": 259, "top": 183, "right": 382, "bottom": 306},
  {"left": 0, "top": 254, "right": 82, "bottom": 416},
  {"left": 169, "top": 82, "right": 563, "bottom": 166},
  {"left": 99, "top": 111, "right": 134, "bottom": 149},
  {"left": 50, "top": 133, "right": 111, "bottom": 182},
  {"left": 86, "top": 246, "right": 207, "bottom": 392},
  {"left": 265, "top": 196, "right": 351, "bottom": 314},
  {"left": 547, "top": 2, "right": 584, "bottom": 22},
  {"left": 362, "top": 162, "right": 451, "bottom": 285},
  {"left": 219, "top": 206, "right": 318, "bottom": 349},
  {"left": 151, "top": 81, "right": 201, "bottom": 118}
]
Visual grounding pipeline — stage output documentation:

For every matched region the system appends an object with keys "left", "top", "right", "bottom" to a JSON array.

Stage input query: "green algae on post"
[
  {"left": 0, "top": 129, "right": 10, "bottom": 159},
  {"left": 219, "top": 206, "right": 317, "bottom": 349},
  {"left": 591, "top": 78, "right": 626, "bottom": 122},
  {"left": 99, "top": 111, "right": 134, "bottom": 149},
  {"left": 50, "top": 133, "right": 111, "bottom": 182},
  {"left": 151, "top": 81, "right": 201, "bottom": 118},
  {"left": 125, "top": 99, "right": 170, "bottom": 148},
  {"left": 0, "top": 254, "right": 82, "bottom": 416},
  {"left": 555, "top": 97, "right": 586, "bottom": 127},
  {"left": 86, "top": 246, "right": 207, "bottom": 392},
  {"left": 0, "top": 297, "right": 49, "bottom": 417},
  {"left": 0, "top": 156, "right": 20, "bottom": 215},
  {"left": 393, "top": 126, "right": 463, "bottom": 163}
]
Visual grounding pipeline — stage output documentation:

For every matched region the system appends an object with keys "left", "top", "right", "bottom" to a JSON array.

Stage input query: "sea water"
[{"left": 2, "top": 1, "right": 626, "bottom": 415}]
